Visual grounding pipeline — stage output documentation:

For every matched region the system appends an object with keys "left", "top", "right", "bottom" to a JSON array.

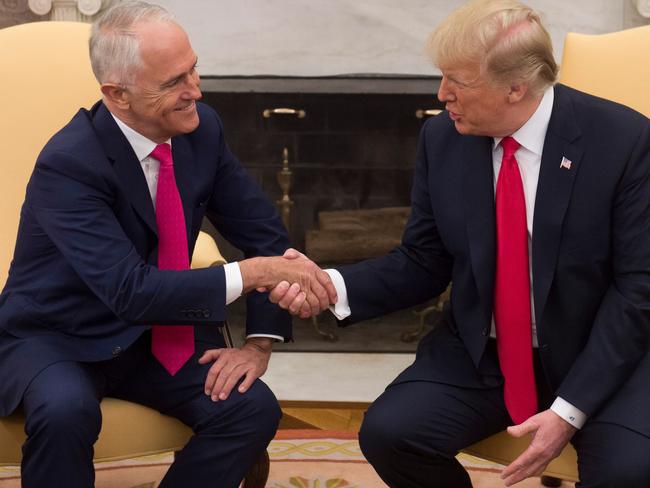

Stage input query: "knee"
[
  {"left": 239, "top": 381, "right": 282, "bottom": 441},
  {"left": 358, "top": 409, "right": 384, "bottom": 464},
  {"left": 360, "top": 398, "right": 457, "bottom": 467},
  {"left": 25, "top": 395, "right": 101, "bottom": 441},
  {"left": 359, "top": 402, "right": 405, "bottom": 466},
  {"left": 585, "top": 460, "right": 650, "bottom": 488}
]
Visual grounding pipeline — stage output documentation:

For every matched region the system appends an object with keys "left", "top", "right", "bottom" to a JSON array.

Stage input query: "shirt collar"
[
  {"left": 110, "top": 112, "right": 171, "bottom": 162},
  {"left": 493, "top": 85, "right": 554, "bottom": 156}
]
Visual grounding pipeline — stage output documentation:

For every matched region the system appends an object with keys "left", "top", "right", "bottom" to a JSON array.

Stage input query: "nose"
[
  {"left": 437, "top": 75, "right": 454, "bottom": 103},
  {"left": 183, "top": 70, "right": 202, "bottom": 100}
]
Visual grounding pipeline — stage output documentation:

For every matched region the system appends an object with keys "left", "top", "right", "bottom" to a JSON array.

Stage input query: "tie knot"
[
  {"left": 501, "top": 136, "right": 520, "bottom": 159},
  {"left": 150, "top": 143, "right": 172, "bottom": 167}
]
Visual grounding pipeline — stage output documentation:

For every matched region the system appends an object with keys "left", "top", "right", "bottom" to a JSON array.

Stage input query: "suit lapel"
[
  {"left": 170, "top": 136, "right": 195, "bottom": 242},
  {"left": 91, "top": 103, "right": 158, "bottom": 236},
  {"left": 463, "top": 136, "right": 497, "bottom": 317},
  {"left": 532, "top": 85, "right": 583, "bottom": 325}
]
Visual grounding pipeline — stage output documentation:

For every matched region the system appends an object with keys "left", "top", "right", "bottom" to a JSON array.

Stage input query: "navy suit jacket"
[
  {"left": 338, "top": 84, "right": 650, "bottom": 436},
  {"left": 0, "top": 101, "right": 291, "bottom": 416}
]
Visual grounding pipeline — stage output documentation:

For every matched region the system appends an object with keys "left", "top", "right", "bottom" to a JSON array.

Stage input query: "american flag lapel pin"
[{"left": 560, "top": 156, "right": 572, "bottom": 170}]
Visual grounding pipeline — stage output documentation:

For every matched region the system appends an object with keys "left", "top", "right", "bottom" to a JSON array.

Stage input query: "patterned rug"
[{"left": 0, "top": 430, "right": 572, "bottom": 487}]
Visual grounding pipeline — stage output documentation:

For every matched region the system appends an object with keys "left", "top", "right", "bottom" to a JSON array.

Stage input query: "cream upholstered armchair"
[
  {"left": 0, "top": 20, "right": 267, "bottom": 485},
  {"left": 559, "top": 25, "right": 650, "bottom": 118}
]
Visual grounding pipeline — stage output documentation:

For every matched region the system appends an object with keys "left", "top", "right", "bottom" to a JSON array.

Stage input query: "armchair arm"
[{"left": 191, "top": 231, "right": 226, "bottom": 269}]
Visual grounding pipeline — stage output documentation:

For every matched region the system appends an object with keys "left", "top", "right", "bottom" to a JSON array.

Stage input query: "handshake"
[{"left": 239, "top": 248, "right": 337, "bottom": 319}]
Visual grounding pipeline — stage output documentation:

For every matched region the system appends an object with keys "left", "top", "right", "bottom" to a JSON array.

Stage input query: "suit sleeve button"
[
  {"left": 112, "top": 346, "right": 122, "bottom": 357},
  {"left": 203, "top": 310, "right": 211, "bottom": 318}
]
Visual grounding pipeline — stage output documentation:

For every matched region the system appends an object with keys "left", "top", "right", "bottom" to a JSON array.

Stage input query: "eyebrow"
[
  {"left": 447, "top": 74, "right": 465, "bottom": 85},
  {"left": 161, "top": 57, "right": 198, "bottom": 88},
  {"left": 447, "top": 73, "right": 480, "bottom": 88}
]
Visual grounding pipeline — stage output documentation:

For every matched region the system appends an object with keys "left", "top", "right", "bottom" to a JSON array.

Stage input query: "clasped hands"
[
  {"left": 268, "top": 248, "right": 337, "bottom": 318},
  {"left": 240, "top": 248, "right": 337, "bottom": 318}
]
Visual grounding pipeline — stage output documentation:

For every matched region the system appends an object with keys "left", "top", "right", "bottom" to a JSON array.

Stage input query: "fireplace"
[
  {"left": 201, "top": 76, "right": 441, "bottom": 247},
  {"left": 200, "top": 76, "right": 445, "bottom": 351}
]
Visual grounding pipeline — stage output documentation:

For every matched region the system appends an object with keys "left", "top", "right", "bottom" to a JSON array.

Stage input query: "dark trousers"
[
  {"left": 359, "top": 341, "right": 650, "bottom": 488},
  {"left": 20, "top": 331, "right": 281, "bottom": 488}
]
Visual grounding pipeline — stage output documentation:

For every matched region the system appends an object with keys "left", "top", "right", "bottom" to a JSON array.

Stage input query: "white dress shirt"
[
  {"left": 111, "top": 114, "right": 282, "bottom": 342},
  {"left": 326, "top": 86, "right": 586, "bottom": 428}
]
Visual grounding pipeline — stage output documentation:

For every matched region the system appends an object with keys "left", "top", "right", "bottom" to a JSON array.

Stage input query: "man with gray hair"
[
  {"left": 274, "top": 0, "right": 650, "bottom": 486},
  {"left": 0, "top": 1, "right": 336, "bottom": 486}
]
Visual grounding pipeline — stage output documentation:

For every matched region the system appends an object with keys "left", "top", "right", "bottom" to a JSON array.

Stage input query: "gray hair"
[{"left": 89, "top": 1, "right": 176, "bottom": 85}]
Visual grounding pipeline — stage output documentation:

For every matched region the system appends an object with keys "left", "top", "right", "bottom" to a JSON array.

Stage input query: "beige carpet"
[{"left": 0, "top": 430, "right": 574, "bottom": 487}]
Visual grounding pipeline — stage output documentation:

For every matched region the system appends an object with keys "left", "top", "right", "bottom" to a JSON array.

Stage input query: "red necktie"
[
  {"left": 493, "top": 136, "right": 537, "bottom": 424},
  {"left": 150, "top": 143, "right": 194, "bottom": 376}
]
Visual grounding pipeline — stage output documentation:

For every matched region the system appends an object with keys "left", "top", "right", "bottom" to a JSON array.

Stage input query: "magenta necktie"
[
  {"left": 493, "top": 136, "right": 537, "bottom": 424},
  {"left": 150, "top": 143, "right": 194, "bottom": 376}
]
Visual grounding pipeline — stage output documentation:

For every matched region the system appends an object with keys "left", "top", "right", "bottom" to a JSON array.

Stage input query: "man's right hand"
[
  {"left": 264, "top": 249, "right": 322, "bottom": 318},
  {"left": 239, "top": 250, "right": 337, "bottom": 317}
]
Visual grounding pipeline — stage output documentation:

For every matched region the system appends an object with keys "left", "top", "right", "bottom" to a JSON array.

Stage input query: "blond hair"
[{"left": 427, "top": 0, "right": 557, "bottom": 95}]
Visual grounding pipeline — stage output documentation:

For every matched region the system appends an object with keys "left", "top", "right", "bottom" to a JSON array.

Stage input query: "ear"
[
  {"left": 100, "top": 83, "right": 130, "bottom": 110},
  {"left": 507, "top": 82, "right": 529, "bottom": 103}
]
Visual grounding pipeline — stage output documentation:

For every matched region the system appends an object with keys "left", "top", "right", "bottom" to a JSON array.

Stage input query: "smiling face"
[
  {"left": 116, "top": 21, "right": 202, "bottom": 142},
  {"left": 437, "top": 64, "right": 521, "bottom": 137}
]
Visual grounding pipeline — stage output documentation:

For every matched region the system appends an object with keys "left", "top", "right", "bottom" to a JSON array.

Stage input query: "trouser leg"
[
  {"left": 112, "top": 332, "right": 281, "bottom": 488},
  {"left": 358, "top": 380, "right": 510, "bottom": 488},
  {"left": 159, "top": 379, "right": 280, "bottom": 488},
  {"left": 573, "top": 421, "right": 650, "bottom": 488},
  {"left": 21, "top": 361, "right": 103, "bottom": 488}
]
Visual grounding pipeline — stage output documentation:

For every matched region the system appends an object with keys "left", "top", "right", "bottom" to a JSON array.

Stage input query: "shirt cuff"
[
  {"left": 325, "top": 269, "right": 351, "bottom": 320},
  {"left": 223, "top": 262, "right": 243, "bottom": 305},
  {"left": 551, "top": 397, "right": 587, "bottom": 429},
  {"left": 246, "top": 334, "right": 284, "bottom": 342}
]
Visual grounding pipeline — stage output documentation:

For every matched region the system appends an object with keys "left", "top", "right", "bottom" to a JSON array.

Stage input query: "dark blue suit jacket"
[
  {"left": 0, "top": 101, "right": 291, "bottom": 416},
  {"left": 338, "top": 85, "right": 650, "bottom": 436}
]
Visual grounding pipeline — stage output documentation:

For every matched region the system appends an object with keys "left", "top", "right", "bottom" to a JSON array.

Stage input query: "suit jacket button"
[
  {"left": 203, "top": 310, "right": 211, "bottom": 318},
  {"left": 112, "top": 346, "right": 122, "bottom": 357},
  {"left": 481, "top": 328, "right": 489, "bottom": 336}
]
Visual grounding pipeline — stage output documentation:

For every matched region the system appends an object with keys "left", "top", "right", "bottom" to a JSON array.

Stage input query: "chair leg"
[
  {"left": 541, "top": 475, "right": 563, "bottom": 487},
  {"left": 242, "top": 450, "right": 270, "bottom": 488},
  {"left": 221, "top": 320, "right": 235, "bottom": 348}
]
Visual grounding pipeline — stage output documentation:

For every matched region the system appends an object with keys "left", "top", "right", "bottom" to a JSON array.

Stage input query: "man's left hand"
[
  {"left": 198, "top": 337, "right": 273, "bottom": 402},
  {"left": 501, "top": 409, "right": 577, "bottom": 486}
]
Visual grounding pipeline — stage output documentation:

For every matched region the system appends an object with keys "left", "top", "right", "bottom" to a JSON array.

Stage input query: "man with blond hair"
[
  {"left": 0, "top": 1, "right": 336, "bottom": 487},
  {"left": 274, "top": 0, "right": 650, "bottom": 486}
]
